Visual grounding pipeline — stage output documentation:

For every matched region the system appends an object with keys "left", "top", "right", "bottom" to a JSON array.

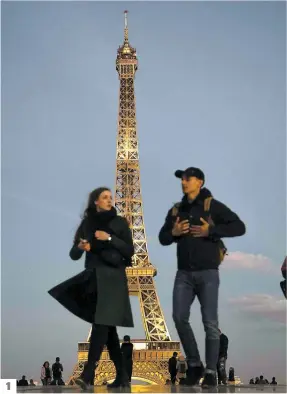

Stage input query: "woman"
[
  {"left": 48, "top": 187, "right": 134, "bottom": 390},
  {"left": 176, "top": 355, "right": 188, "bottom": 385},
  {"left": 41, "top": 361, "right": 52, "bottom": 386}
]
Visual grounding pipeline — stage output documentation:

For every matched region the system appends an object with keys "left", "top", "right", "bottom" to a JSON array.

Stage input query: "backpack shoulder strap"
[
  {"left": 171, "top": 202, "right": 181, "bottom": 217},
  {"left": 204, "top": 197, "right": 213, "bottom": 212}
]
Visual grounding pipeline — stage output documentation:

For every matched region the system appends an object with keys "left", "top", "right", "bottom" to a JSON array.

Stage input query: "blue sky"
[{"left": 1, "top": 1, "right": 286, "bottom": 385}]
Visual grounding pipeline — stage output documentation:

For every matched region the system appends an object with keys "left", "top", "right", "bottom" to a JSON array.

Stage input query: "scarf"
[{"left": 75, "top": 206, "right": 117, "bottom": 250}]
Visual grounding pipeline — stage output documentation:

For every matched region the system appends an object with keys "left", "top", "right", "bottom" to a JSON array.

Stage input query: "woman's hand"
[
  {"left": 77, "top": 239, "right": 91, "bottom": 251},
  {"left": 95, "top": 231, "right": 110, "bottom": 241}
]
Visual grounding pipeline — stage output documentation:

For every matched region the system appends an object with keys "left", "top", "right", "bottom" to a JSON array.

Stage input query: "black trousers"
[
  {"left": 81, "top": 324, "right": 122, "bottom": 384},
  {"left": 170, "top": 373, "right": 177, "bottom": 384},
  {"left": 124, "top": 359, "right": 133, "bottom": 382},
  {"left": 51, "top": 376, "right": 64, "bottom": 386}
]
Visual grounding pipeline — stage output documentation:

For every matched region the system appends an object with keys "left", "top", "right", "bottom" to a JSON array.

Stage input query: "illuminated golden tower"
[{"left": 69, "top": 11, "right": 180, "bottom": 385}]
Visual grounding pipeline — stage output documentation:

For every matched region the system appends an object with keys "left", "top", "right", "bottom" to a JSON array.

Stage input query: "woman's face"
[
  {"left": 95, "top": 190, "right": 113, "bottom": 211},
  {"left": 44, "top": 362, "right": 49, "bottom": 368}
]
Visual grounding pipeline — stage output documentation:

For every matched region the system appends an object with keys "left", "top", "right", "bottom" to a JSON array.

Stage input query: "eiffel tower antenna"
[
  {"left": 124, "top": 10, "right": 128, "bottom": 42},
  {"left": 68, "top": 11, "right": 180, "bottom": 385}
]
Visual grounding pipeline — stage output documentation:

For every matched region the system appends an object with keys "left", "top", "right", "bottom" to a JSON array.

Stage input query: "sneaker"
[
  {"left": 184, "top": 364, "right": 204, "bottom": 386},
  {"left": 201, "top": 373, "right": 217, "bottom": 388}
]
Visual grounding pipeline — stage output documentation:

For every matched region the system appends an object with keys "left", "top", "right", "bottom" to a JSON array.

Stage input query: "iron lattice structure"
[{"left": 68, "top": 11, "right": 180, "bottom": 386}]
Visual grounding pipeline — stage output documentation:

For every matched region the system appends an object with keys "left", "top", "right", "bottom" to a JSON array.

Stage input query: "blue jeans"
[{"left": 173, "top": 269, "right": 220, "bottom": 372}]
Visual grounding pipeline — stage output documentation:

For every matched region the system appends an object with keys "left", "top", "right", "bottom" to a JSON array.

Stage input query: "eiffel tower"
[{"left": 68, "top": 11, "right": 180, "bottom": 385}]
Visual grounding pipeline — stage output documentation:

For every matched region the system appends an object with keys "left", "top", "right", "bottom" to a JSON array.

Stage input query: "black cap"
[{"left": 174, "top": 167, "right": 205, "bottom": 183}]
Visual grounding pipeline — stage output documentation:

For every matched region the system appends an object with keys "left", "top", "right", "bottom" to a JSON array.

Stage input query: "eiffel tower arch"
[{"left": 68, "top": 11, "right": 180, "bottom": 385}]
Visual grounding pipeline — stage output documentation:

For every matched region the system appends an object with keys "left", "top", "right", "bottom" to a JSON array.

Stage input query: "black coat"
[
  {"left": 168, "top": 356, "right": 177, "bottom": 374},
  {"left": 121, "top": 342, "right": 133, "bottom": 360},
  {"left": 48, "top": 210, "right": 134, "bottom": 327},
  {"left": 121, "top": 342, "right": 133, "bottom": 379},
  {"left": 159, "top": 188, "right": 246, "bottom": 270}
]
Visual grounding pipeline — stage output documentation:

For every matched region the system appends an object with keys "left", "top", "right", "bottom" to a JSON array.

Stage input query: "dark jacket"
[
  {"left": 159, "top": 188, "right": 246, "bottom": 271},
  {"left": 52, "top": 362, "right": 63, "bottom": 377},
  {"left": 18, "top": 379, "right": 29, "bottom": 386},
  {"left": 121, "top": 342, "right": 134, "bottom": 361},
  {"left": 121, "top": 342, "right": 133, "bottom": 380},
  {"left": 168, "top": 356, "right": 177, "bottom": 374},
  {"left": 219, "top": 333, "right": 229, "bottom": 358},
  {"left": 48, "top": 210, "right": 134, "bottom": 327}
]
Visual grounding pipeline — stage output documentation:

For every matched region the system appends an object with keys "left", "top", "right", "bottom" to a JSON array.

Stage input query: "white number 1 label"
[{"left": 0, "top": 380, "right": 16, "bottom": 393}]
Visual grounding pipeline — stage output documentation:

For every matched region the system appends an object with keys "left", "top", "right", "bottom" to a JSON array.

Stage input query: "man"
[
  {"left": 121, "top": 335, "right": 134, "bottom": 383},
  {"left": 217, "top": 330, "right": 228, "bottom": 384},
  {"left": 159, "top": 167, "right": 245, "bottom": 387},
  {"left": 51, "top": 357, "right": 64, "bottom": 385},
  {"left": 18, "top": 376, "right": 29, "bottom": 386},
  {"left": 168, "top": 352, "right": 178, "bottom": 385}
]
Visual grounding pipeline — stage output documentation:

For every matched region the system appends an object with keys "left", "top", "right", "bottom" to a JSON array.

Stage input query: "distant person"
[
  {"left": 249, "top": 378, "right": 254, "bottom": 384},
  {"left": 258, "top": 375, "right": 266, "bottom": 384},
  {"left": 121, "top": 335, "right": 133, "bottom": 383},
  {"left": 18, "top": 376, "right": 29, "bottom": 386},
  {"left": 51, "top": 357, "right": 64, "bottom": 385},
  {"left": 270, "top": 377, "right": 277, "bottom": 385},
  {"left": 177, "top": 355, "right": 188, "bottom": 384},
  {"left": 159, "top": 167, "right": 246, "bottom": 388},
  {"left": 255, "top": 377, "right": 259, "bottom": 384},
  {"left": 41, "top": 361, "right": 52, "bottom": 385},
  {"left": 217, "top": 330, "right": 228, "bottom": 385},
  {"left": 168, "top": 352, "right": 178, "bottom": 384},
  {"left": 280, "top": 257, "right": 286, "bottom": 298},
  {"left": 29, "top": 379, "right": 36, "bottom": 386},
  {"left": 228, "top": 367, "right": 235, "bottom": 382}
]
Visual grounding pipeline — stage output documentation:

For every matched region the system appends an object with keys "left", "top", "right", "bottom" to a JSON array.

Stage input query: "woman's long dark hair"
[{"left": 73, "top": 187, "right": 111, "bottom": 242}]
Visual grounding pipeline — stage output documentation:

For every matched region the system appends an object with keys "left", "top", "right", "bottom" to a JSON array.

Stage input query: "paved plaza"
[{"left": 17, "top": 384, "right": 287, "bottom": 394}]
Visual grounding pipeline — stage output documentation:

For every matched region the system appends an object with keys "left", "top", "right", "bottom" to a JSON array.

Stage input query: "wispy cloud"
[
  {"left": 223, "top": 252, "right": 278, "bottom": 274},
  {"left": 228, "top": 294, "right": 286, "bottom": 323}
]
